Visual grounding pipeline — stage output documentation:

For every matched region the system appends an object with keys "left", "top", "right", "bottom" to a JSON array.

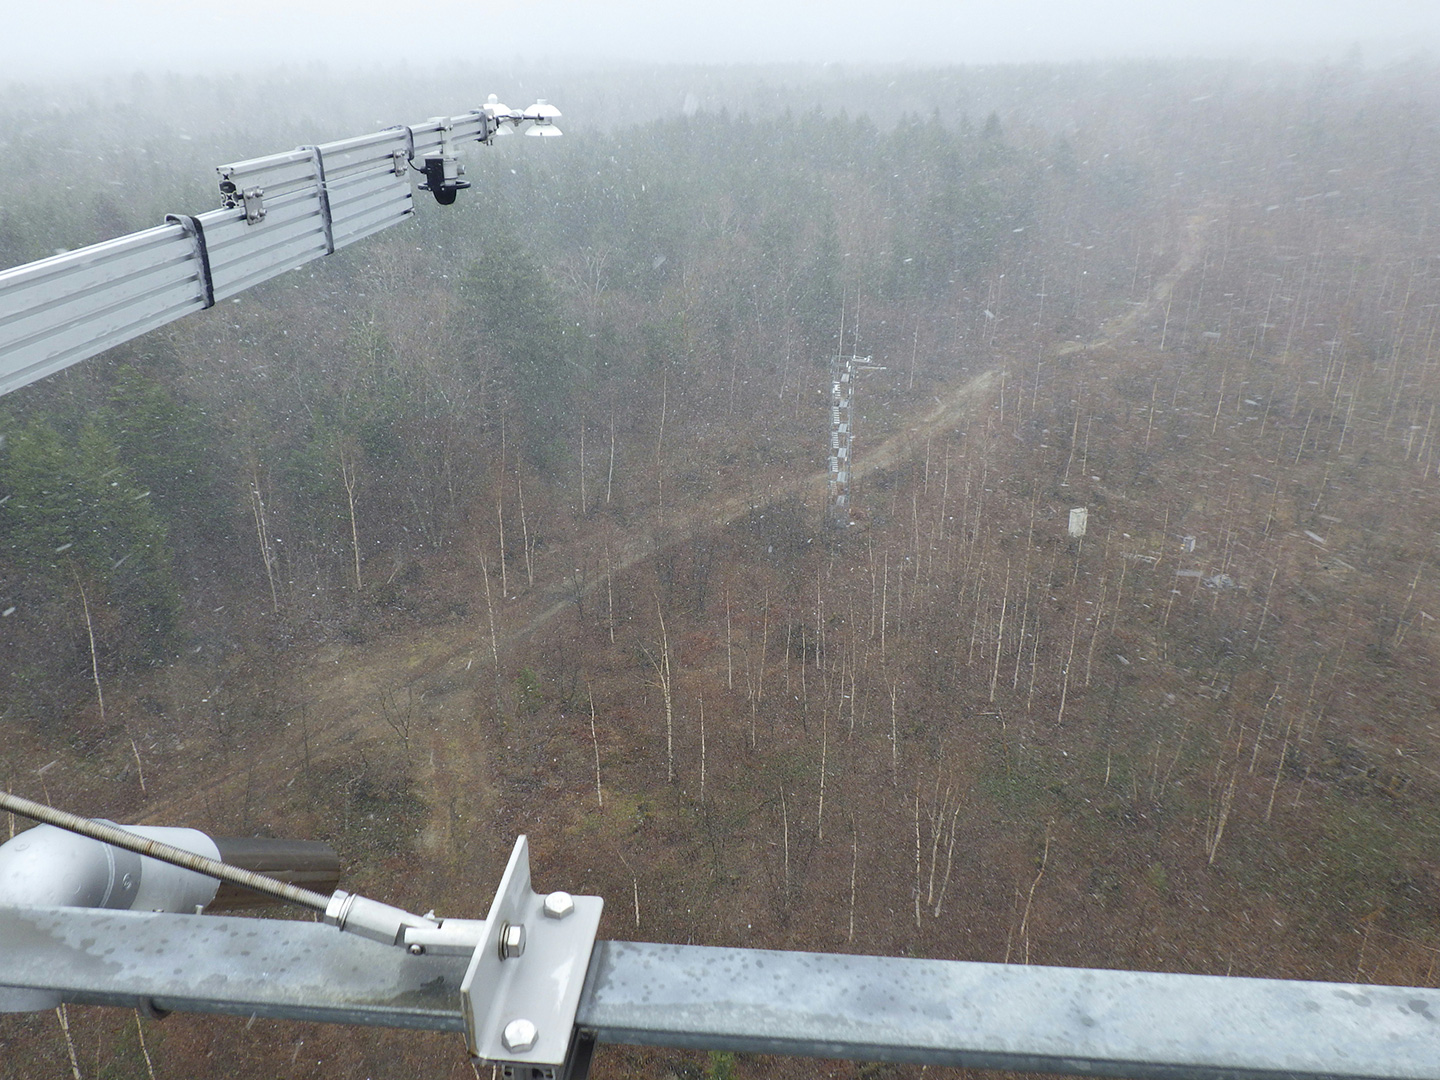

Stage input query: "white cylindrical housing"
[
  {"left": 0, "top": 823, "right": 222, "bottom": 913},
  {"left": 0, "top": 823, "right": 223, "bottom": 1011}
]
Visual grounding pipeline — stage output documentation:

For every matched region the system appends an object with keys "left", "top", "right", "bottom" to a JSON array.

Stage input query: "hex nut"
[
  {"left": 500, "top": 922, "right": 526, "bottom": 959},
  {"left": 543, "top": 890, "right": 575, "bottom": 920},
  {"left": 502, "top": 1018, "right": 537, "bottom": 1053}
]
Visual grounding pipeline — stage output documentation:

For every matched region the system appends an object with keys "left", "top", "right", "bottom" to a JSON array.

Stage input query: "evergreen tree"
[
  {"left": 461, "top": 234, "right": 577, "bottom": 470},
  {"left": 0, "top": 411, "right": 178, "bottom": 648}
]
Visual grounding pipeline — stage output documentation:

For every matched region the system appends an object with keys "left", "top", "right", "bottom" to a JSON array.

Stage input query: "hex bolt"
[
  {"left": 502, "top": 1018, "right": 538, "bottom": 1053},
  {"left": 543, "top": 890, "right": 575, "bottom": 920},
  {"left": 500, "top": 921, "right": 526, "bottom": 959}
]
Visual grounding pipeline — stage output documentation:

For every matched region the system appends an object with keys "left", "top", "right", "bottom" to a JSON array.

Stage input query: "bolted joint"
[
  {"left": 499, "top": 921, "right": 526, "bottom": 959},
  {"left": 543, "top": 890, "right": 574, "bottom": 920},
  {"left": 502, "top": 1018, "right": 537, "bottom": 1053}
]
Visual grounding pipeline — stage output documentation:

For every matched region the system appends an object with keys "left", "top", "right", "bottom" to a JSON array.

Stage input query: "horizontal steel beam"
[
  {"left": 0, "top": 906, "right": 467, "bottom": 1030},
  {"left": 581, "top": 942, "right": 1440, "bottom": 1080},
  {"left": 3, "top": 906, "right": 1438, "bottom": 1078}
]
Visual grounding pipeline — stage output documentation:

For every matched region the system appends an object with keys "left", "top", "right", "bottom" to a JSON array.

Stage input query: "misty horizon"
[{"left": 4, "top": 0, "right": 1439, "bottom": 83}]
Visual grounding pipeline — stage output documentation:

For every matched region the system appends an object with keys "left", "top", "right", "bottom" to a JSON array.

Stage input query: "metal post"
[{"left": 828, "top": 354, "right": 884, "bottom": 527}]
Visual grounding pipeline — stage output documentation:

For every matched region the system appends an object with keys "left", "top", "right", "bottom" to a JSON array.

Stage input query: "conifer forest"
[{"left": 4, "top": 56, "right": 1440, "bottom": 1078}]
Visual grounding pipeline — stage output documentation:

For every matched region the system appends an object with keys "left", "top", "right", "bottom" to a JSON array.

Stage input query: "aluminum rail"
[
  {"left": 0, "top": 906, "right": 1436, "bottom": 1079},
  {"left": 0, "top": 105, "right": 514, "bottom": 398}
]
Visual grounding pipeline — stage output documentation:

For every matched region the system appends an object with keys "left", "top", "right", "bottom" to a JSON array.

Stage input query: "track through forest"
[
  {"left": 144, "top": 201, "right": 1212, "bottom": 888},
  {"left": 143, "top": 363, "right": 1003, "bottom": 858}
]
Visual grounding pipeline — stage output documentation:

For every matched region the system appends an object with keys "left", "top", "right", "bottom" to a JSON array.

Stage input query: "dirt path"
[
  {"left": 1062, "top": 204, "right": 1212, "bottom": 357},
  {"left": 136, "top": 365, "right": 1000, "bottom": 841},
  {"left": 506, "top": 195, "right": 1210, "bottom": 669},
  {"left": 511, "top": 365, "right": 1000, "bottom": 642},
  {"left": 142, "top": 202, "right": 1212, "bottom": 846}
]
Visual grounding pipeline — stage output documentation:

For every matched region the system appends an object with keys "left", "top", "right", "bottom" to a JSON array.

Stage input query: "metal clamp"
[
  {"left": 240, "top": 187, "right": 266, "bottom": 224},
  {"left": 162, "top": 215, "right": 216, "bottom": 309},
  {"left": 461, "top": 837, "right": 603, "bottom": 1077},
  {"left": 386, "top": 123, "right": 417, "bottom": 164},
  {"left": 218, "top": 172, "right": 267, "bottom": 225},
  {"left": 300, "top": 146, "right": 335, "bottom": 254}
]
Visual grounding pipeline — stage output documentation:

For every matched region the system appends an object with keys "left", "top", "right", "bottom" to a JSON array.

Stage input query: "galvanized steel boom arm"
[
  {"left": 1, "top": 795, "right": 1437, "bottom": 1080},
  {"left": 3, "top": 905, "right": 1438, "bottom": 1080},
  {"left": 0, "top": 96, "right": 558, "bottom": 398}
]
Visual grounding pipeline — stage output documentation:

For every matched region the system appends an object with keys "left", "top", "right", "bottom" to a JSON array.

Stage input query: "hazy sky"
[{"left": 3, "top": 0, "right": 1439, "bottom": 79}]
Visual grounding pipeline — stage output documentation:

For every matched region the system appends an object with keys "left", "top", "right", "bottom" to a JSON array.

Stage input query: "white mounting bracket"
[
  {"left": 241, "top": 187, "right": 266, "bottom": 224},
  {"left": 217, "top": 170, "right": 267, "bottom": 225},
  {"left": 461, "top": 836, "right": 603, "bottom": 1076}
]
